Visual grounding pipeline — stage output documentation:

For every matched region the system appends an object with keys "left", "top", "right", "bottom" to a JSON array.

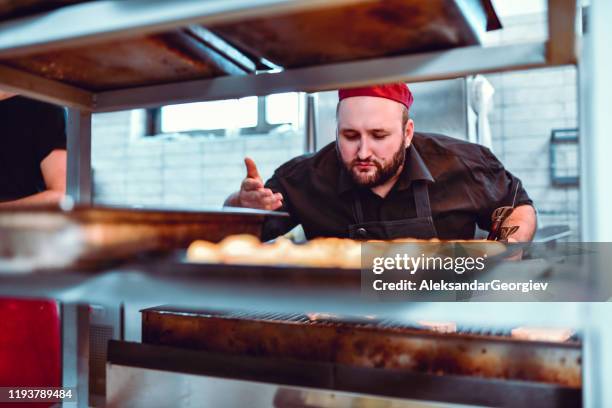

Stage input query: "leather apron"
[{"left": 348, "top": 181, "right": 438, "bottom": 240}]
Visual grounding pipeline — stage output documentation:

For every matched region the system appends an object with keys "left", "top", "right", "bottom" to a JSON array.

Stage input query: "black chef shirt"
[
  {"left": 0, "top": 96, "right": 66, "bottom": 202},
  {"left": 261, "top": 132, "right": 532, "bottom": 241}
]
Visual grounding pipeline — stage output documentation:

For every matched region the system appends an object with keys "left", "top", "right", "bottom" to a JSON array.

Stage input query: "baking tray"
[
  {"left": 210, "top": 0, "right": 502, "bottom": 69},
  {"left": 133, "top": 241, "right": 539, "bottom": 304},
  {"left": 0, "top": 0, "right": 501, "bottom": 90},
  {"left": 2, "top": 30, "right": 249, "bottom": 91},
  {"left": 0, "top": 204, "right": 288, "bottom": 271}
]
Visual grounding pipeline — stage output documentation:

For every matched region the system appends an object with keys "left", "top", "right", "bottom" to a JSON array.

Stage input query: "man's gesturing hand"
[{"left": 238, "top": 157, "right": 283, "bottom": 210}]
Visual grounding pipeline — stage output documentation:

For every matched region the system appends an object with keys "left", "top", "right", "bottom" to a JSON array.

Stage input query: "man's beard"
[{"left": 344, "top": 141, "right": 406, "bottom": 188}]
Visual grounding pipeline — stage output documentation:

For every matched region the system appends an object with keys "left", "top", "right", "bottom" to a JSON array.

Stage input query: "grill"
[{"left": 141, "top": 306, "right": 582, "bottom": 388}]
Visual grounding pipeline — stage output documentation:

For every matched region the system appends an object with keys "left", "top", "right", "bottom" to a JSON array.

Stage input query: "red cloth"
[
  {"left": 0, "top": 299, "right": 60, "bottom": 407},
  {"left": 338, "top": 82, "right": 414, "bottom": 111}
]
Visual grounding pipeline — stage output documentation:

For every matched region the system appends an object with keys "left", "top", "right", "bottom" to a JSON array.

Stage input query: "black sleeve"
[
  {"left": 35, "top": 105, "right": 67, "bottom": 163},
  {"left": 466, "top": 147, "right": 533, "bottom": 232},
  {"left": 260, "top": 173, "right": 300, "bottom": 241}
]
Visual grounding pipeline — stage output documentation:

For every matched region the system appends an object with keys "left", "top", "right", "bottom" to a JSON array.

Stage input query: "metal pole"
[
  {"left": 305, "top": 94, "right": 317, "bottom": 153},
  {"left": 583, "top": 303, "right": 612, "bottom": 408},
  {"left": 579, "top": 0, "right": 612, "bottom": 241},
  {"left": 61, "top": 303, "right": 90, "bottom": 408},
  {"left": 579, "top": 0, "right": 612, "bottom": 406},
  {"left": 66, "top": 109, "right": 92, "bottom": 205}
]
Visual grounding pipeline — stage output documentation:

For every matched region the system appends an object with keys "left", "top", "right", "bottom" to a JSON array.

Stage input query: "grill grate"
[
  {"left": 215, "top": 310, "right": 510, "bottom": 335},
  {"left": 145, "top": 306, "right": 580, "bottom": 343}
]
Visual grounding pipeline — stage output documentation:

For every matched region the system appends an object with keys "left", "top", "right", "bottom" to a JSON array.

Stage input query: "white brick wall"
[
  {"left": 484, "top": 11, "right": 580, "bottom": 240},
  {"left": 91, "top": 8, "right": 580, "bottom": 239},
  {"left": 92, "top": 116, "right": 304, "bottom": 209}
]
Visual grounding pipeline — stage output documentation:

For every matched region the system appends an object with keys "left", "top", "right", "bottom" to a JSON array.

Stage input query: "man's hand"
[
  {"left": 502, "top": 204, "right": 537, "bottom": 242},
  {"left": 225, "top": 158, "right": 283, "bottom": 210}
]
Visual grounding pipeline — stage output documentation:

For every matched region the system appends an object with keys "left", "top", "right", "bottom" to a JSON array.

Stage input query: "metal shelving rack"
[
  {"left": 0, "top": 0, "right": 581, "bottom": 204},
  {"left": 0, "top": 0, "right": 610, "bottom": 407}
]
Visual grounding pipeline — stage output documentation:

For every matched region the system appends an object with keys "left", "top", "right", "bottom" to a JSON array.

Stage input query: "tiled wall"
[
  {"left": 92, "top": 113, "right": 304, "bottom": 209},
  {"left": 483, "top": 11, "right": 580, "bottom": 239},
  {"left": 92, "top": 9, "right": 579, "bottom": 239}
]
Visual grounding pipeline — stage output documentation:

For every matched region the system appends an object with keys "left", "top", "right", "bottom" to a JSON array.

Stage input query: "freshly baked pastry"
[{"left": 186, "top": 235, "right": 505, "bottom": 269}]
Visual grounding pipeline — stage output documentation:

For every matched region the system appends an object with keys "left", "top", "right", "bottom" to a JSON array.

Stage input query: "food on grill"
[
  {"left": 186, "top": 235, "right": 507, "bottom": 269},
  {"left": 416, "top": 320, "right": 457, "bottom": 334},
  {"left": 142, "top": 307, "right": 582, "bottom": 387},
  {"left": 305, "top": 313, "right": 377, "bottom": 324},
  {"left": 511, "top": 327, "right": 575, "bottom": 342}
]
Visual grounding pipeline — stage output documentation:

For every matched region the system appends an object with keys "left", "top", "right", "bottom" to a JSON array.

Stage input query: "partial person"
[
  {"left": 0, "top": 91, "right": 66, "bottom": 207},
  {"left": 0, "top": 91, "right": 65, "bottom": 399}
]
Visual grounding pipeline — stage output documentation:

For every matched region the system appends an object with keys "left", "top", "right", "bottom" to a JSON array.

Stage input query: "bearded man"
[{"left": 225, "top": 83, "right": 536, "bottom": 242}]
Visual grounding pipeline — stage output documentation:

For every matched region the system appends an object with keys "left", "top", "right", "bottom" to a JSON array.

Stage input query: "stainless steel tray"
[
  {"left": 108, "top": 340, "right": 581, "bottom": 408},
  {"left": 0, "top": 204, "right": 287, "bottom": 271}
]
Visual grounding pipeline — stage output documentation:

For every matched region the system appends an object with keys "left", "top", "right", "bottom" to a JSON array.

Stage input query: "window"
[
  {"left": 145, "top": 92, "right": 301, "bottom": 137},
  {"left": 161, "top": 97, "right": 258, "bottom": 133},
  {"left": 266, "top": 92, "right": 300, "bottom": 125}
]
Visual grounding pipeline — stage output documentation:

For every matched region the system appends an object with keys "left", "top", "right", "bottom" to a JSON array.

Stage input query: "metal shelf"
[
  {"left": 94, "top": 41, "right": 551, "bottom": 112},
  {"left": 0, "top": 1, "right": 603, "bottom": 407},
  {"left": 0, "top": 0, "right": 578, "bottom": 112},
  {"left": 0, "top": 259, "right": 598, "bottom": 328},
  {"left": 0, "top": 0, "right": 580, "bottom": 206}
]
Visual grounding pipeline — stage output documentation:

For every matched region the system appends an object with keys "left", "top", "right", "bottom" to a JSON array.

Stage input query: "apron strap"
[
  {"left": 352, "top": 181, "right": 432, "bottom": 222},
  {"left": 353, "top": 180, "right": 431, "bottom": 224},
  {"left": 413, "top": 181, "right": 433, "bottom": 218}
]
